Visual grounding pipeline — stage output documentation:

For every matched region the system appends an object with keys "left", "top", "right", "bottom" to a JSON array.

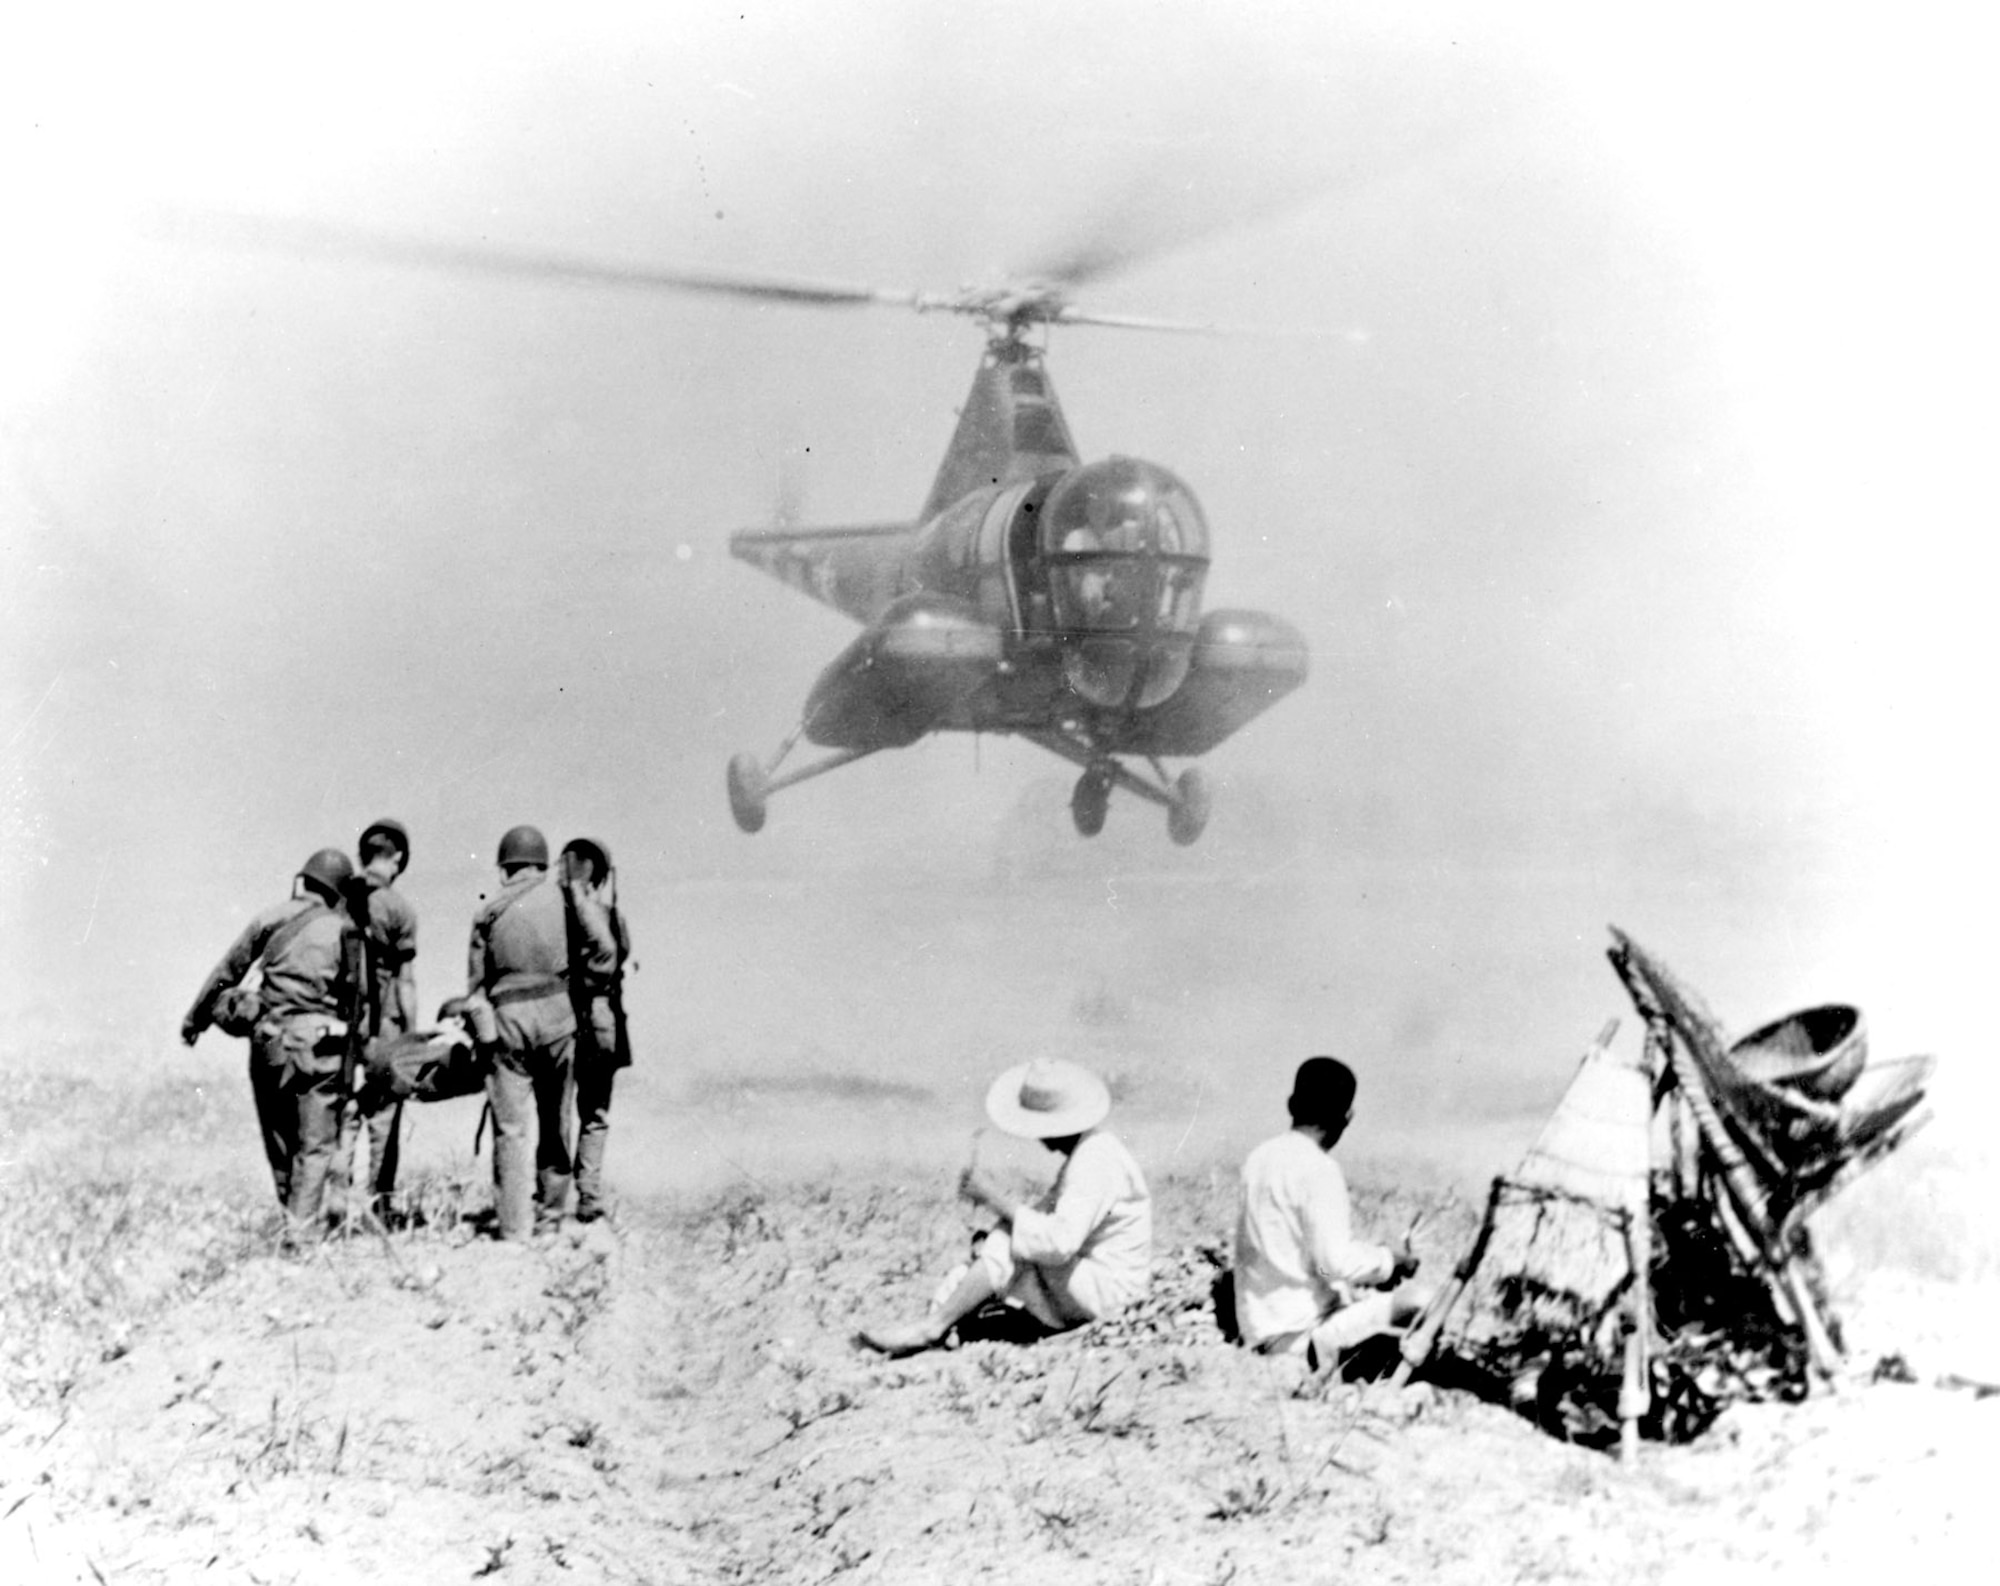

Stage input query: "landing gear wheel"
[
  {"left": 727, "top": 753, "right": 770, "bottom": 834},
  {"left": 1071, "top": 767, "right": 1111, "bottom": 838},
  {"left": 1167, "top": 766, "right": 1211, "bottom": 847}
]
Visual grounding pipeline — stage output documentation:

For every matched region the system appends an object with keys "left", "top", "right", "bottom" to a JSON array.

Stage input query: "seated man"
[
  {"left": 1233, "top": 1056, "right": 1426, "bottom": 1372},
  {"left": 859, "top": 1058, "right": 1152, "bottom": 1357}
]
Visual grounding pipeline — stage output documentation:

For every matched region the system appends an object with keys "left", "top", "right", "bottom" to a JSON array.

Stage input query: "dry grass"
[
  {"left": 4, "top": 1030, "right": 1993, "bottom": 1585},
  {"left": 0, "top": 1058, "right": 269, "bottom": 1410}
]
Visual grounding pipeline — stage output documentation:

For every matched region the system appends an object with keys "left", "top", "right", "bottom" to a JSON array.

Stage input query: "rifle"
[
  {"left": 563, "top": 863, "right": 631, "bottom": 1067},
  {"left": 337, "top": 877, "right": 377, "bottom": 1111},
  {"left": 605, "top": 884, "right": 633, "bottom": 1068}
]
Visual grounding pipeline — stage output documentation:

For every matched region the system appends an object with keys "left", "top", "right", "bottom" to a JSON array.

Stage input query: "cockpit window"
[
  {"left": 1054, "top": 559, "right": 1149, "bottom": 630},
  {"left": 1041, "top": 457, "right": 1210, "bottom": 561},
  {"left": 1160, "top": 561, "right": 1203, "bottom": 628},
  {"left": 1040, "top": 457, "right": 1210, "bottom": 641},
  {"left": 1026, "top": 458, "right": 1212, "bottom": 706}
]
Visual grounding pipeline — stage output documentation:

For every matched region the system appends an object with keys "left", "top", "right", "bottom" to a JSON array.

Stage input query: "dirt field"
[
  {"left": 7, "top": 9, "right": 1995, "bottom": 1577},
  {"left": 4, "top": 1007, "right": 1997, "bottom": 1586}
]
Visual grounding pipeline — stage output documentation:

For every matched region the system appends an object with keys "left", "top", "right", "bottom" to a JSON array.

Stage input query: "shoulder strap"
[
  {"left": 608, "top": 895, "right": 631, "bottom": 975},
  {"left": 562, "top": 882, "right": 586, "bottom": 1000},
  {"left": 260, "top": 899, "right": 331, "bottom": 967}
]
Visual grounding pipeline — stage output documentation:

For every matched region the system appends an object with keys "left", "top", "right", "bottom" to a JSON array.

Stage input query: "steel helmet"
[
  {"left": 496, "top": 824, "right": 550, "bottom": 869},
  {"left": 560, "top": 836, "right": 612, "bottom": 883},
  {"left": 297, "top": 848, "right": 355, "bottom": 898},
  {"left": 359, "top": 817, "right": 411, "bottom": 866}
]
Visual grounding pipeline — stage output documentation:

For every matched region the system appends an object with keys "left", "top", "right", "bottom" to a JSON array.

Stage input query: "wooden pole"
[
  {"left": 1608, "top": 940, "right": 1842, "bottom": 1381},
  {"left": 1390, "top": 1178, "right": 1504, "bottom": 1387},
  {"left": 1618, "top": 1207, "right": 1651, "bottom": 1462}
]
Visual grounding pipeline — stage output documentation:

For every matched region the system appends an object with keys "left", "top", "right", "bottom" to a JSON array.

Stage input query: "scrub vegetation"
[{"left": 3, "top": 1034, "right": 1994, "bottom": 1585}]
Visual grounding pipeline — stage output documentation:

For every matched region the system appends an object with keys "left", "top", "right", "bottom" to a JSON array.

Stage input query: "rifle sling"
[{"left": 259, "top": 899, "right": 335, "bottom": 972}]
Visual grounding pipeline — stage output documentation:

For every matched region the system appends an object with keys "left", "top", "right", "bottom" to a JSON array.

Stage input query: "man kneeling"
[
  {"left": 1233, "top": 1056, "right": 1428, "bottom": 1373},
  {"left": 860, "top": 1058, "right": 1152, "bottom": 1357}
]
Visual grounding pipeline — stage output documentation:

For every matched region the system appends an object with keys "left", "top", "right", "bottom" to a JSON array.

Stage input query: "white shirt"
[
  {"left": 1233, "top": 1128, "right": 1393, "bottom": 1347},
  {"left": 1008, "top": 1128, "right": 1153, "bottom": 1321}
]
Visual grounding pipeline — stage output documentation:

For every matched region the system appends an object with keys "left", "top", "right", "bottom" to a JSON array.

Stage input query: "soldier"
[
  {"left": 560, "top": 837, "right": 631, "bottom": 1224},
  {"left": 468, "top": 825, "right": 616, "bottom": 1240},
  {"left": 181, "top": 848, "right": 361, "bottom": 1240},
  {"left": 332, "top": 817, "right": 418, "bottom": 1222}
]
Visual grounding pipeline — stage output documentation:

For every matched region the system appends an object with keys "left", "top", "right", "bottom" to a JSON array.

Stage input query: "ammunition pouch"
[
  {"left": 213, "top": 985, "right": 263, "bottom": 1039},
  {"left": 275, "top": 1015, "right": 348, "bottom": 1086},
  {"left": 438, "top": 993, "right": 500, "bottom": 1045}
]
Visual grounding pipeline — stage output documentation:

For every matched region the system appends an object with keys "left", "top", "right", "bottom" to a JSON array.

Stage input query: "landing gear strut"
[
  {"left": 725, "top": 724, "right": 878, "bottom": 834},
  {"left": 1029, "top": 731, "right": 1215, "bottom": 846},
  {"left": 1070, "top": 766, "right": 1112, "bottom": 838}
]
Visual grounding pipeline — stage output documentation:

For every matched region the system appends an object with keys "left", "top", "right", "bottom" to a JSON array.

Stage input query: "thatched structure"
[{"left": 1398, "top": 929, "right": 1934, "bottom": 1456}]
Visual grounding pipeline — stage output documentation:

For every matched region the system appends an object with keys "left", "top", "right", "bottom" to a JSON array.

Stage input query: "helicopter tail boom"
[{"left": 730, "top": 522, "right": 917, "bottom": 623}]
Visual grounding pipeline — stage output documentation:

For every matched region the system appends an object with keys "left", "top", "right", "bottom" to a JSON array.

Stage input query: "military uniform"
[
  {"left": 469, "top": 856, "right": 609, "bottom": 1239},
  {"left": 184, "top": 887, "right": 356, "bottom": 1230},
  {"left": 337, "top": 870, "right": 418, "bottom": 1213},
  {"left": 562, "top": 839, "right": 631, "bottom": 1222}
]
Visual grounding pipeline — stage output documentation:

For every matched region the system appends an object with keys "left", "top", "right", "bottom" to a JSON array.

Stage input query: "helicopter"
[
  {"left": 153, "top": 210, "right": 1311, "bottom": 842},
  {"left": 723, "top": 282, "right": 1309, "bottom": 844}
]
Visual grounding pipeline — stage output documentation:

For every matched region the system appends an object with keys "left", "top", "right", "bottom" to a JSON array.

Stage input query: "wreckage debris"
[{"left": 1395, "top": 928, "right": 1936, "bottom": 1456}]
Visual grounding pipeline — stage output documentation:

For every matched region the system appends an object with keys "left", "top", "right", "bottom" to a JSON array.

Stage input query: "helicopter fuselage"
[
  {"left": 149, "top": 204, "right": 1310, "bottom": 842},
  {"left": 785, "top": 455, "right": 1301, "bottom": 755},
  {"left": 726, "top": 339, "right": 1307, "bottom": 841}
]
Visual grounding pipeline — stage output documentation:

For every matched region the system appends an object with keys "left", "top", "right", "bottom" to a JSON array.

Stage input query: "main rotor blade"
[
  {"left": 148, "top": 207, "right": 926, "bottom": 311},
  {"left": 146, "top": 206, "right": 1349, "bottom": 340},
  {"left": 1019, "top": 170, "right": 1327, "bottom": 292},
  {"left": 1049, "top": 305, "right": 1350, "bottom": 341},
  {"left": 1048, "top": 305, "right": 1226, "bottom": 334}
]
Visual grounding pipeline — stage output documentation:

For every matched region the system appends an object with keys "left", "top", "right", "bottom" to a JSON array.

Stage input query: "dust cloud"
[{"left": 2, "top": 5, "right": 1995, "bottom": 1238}]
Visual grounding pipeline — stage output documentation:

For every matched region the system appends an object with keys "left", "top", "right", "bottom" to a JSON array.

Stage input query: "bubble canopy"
[
  {"left": 1039, "top": 457, "right": 1211, "bottom": 707},
  {"left": 1041, "top": 456, "right": 1211, "bottom": 564}
]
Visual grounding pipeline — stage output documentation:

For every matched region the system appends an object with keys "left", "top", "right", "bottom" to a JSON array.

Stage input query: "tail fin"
[
  {"left": 918, "top": 348, "right": 1078, "bottom": 522},
  {"left": 729, "top": 523, "right": 917, "bottom": 622}
]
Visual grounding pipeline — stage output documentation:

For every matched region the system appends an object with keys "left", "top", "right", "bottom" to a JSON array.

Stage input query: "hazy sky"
[{"left": 3, "top": 3, "right": 1994, "bottom": 1098}]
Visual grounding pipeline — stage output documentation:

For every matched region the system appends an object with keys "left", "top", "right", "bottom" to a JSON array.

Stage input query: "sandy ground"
[
  {"left": 6, "top": 870, "right": 1998, "bottom": 1583},
  {"left": 4, "top": 1047, "right": 1998, "bottom": 1586}
]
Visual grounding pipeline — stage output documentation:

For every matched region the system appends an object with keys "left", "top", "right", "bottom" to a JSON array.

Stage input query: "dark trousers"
[
  {"left": 249, "top": 1019, "right": 344, "bottom": 1233},
  {"left": 574, "top": 1057, "right": 616, "bottom": 1211},
  {"left": 333, "top": 1098, "right": 404, "bottom": 1215},
  {"left": 573, "top": 994, "right": 625, "bottom": 1211}
]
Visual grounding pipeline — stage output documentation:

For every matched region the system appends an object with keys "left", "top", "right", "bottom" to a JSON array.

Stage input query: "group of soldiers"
[{"left": 180, "top": 820, "right": 632, "bottom": 1243}]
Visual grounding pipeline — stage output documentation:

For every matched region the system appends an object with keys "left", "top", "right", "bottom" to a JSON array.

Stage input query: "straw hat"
[{"left": 984, "top": 1058, "right": 1111, "bottom": 1139}]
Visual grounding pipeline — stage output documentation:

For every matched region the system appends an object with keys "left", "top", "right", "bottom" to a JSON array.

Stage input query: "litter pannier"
[{"left": 358, "top": 1030, "right": 489, "bottom": 1108}]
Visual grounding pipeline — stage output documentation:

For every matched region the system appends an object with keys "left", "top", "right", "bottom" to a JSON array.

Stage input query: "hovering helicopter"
[
  {"left": 722, "top": 280, "right": 1309, "bottom": 845},
  {"left": 155, "top": 210, "right": 1311, "bottom": 842}
]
